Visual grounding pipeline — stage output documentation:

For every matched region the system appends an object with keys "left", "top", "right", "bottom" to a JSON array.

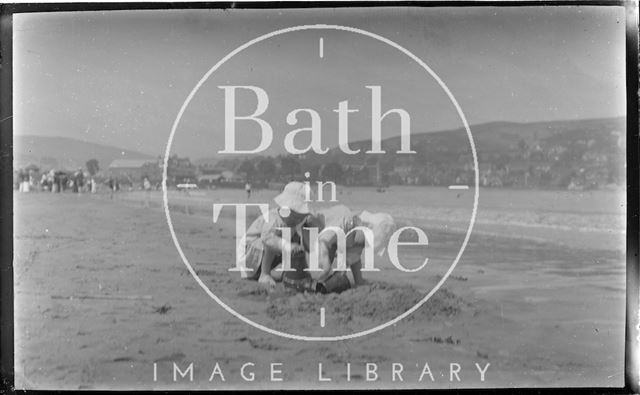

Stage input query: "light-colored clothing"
[
  {"left": 237, "top": 208, "right": 307, "bottom": 279},
  {"left": 315, "top": 205, "right": 363, "bottom": 267}
]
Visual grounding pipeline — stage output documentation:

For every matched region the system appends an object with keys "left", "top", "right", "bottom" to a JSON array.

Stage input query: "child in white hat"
[{"left": 237, "top": 182, "right": 313, "bottom": 288}]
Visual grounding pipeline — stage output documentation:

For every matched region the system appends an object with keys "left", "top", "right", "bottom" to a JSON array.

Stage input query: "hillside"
[
  {"left": 316, "top": 116, "right": 627, "bottom": 188},
  {"left": 14, "top": 135, "right": 155, "bottom": 172},
  {"left": 310, "top": 116, "right": 624, "bottom": 161},
  {"left": 216, "top": 116, "right": 626, "bottom": 190}
]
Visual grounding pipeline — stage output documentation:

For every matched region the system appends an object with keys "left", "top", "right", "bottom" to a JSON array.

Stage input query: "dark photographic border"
[{"left": 1, "top": 1, "right": 637, "bottom": 393}]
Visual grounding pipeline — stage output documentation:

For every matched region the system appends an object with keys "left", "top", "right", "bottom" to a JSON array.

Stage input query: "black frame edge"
[
  {"left": 0, "top": 4, "right": 15, "bottom": 393},
  {"left": 0, "top": 2, "right": 638, "bottom": 394},
  {"left": 624, "top": 1, "right": 640, "bottom": 393}
]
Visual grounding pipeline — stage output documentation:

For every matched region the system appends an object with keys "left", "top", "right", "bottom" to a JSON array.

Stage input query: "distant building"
[
  {"left": 166, "top": 155, "right": 197, "bottom": 185},
  {"left": 197, "top": 174, "right": 223, "bottom": 183},
  {"left": 197, "top": 159, "right": 221, "bottom": 175},
  {"left": 221, "top": 170, "right": 243, "bottom": 182},
  {"left": 108, "top": 159, "right": 157, "bottom": 183}
]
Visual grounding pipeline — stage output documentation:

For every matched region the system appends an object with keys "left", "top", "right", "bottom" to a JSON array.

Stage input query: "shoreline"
[{"left": 102, "top": 189, "right": 625, "bottom": 253}]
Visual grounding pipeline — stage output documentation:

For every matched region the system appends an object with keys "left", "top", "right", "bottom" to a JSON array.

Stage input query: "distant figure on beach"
[
  {"left": 245, "top": 182, "right": 252, "bottom": 199},
  {"left": 72, "top": 170, "right": 83, "bottom": 194},
  {"left": 54, "top": 171, "right": 67, "bottom": 193},
  {"left": 143, "top": 177, "right": 151, "bottom": 208},
  {"left": 28, "top": 171, "right": 35, "bottom": 192},
  {"left": 18, "top": 169, "right": 30, "bottom": 193},
  {"left": 108, "top": 177, "right": 119, "bottom": 199},
  {"left": 39, "top": 173, "right": 48, "bottom": 192},
  {"left": 52, "top": 172, "right": 60, "bottom": 193},
  {"left": 47, "top": 170, "right": 55, "bottom": 193},
  {"left": 77, "top": 171, "right": 84, "bottom": 193}
]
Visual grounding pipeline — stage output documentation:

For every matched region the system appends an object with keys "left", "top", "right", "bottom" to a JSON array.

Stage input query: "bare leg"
[
  {"left": 258, "top": 249, "right": 277, "bottom": 287},
  {"left": 350, "top": 261, "right": 368, "bottom": 286},
  {"left": 270, "top": 268, "right": 284, "bottom": 282}
]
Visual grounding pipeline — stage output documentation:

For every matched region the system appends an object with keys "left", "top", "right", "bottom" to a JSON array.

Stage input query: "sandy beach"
[{"left": 13, "top": 187, "right": 626, "bottom": 389}]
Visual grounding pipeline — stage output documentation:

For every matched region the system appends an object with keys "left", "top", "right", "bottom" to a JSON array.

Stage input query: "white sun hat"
[{"left": 274, "top": 181, "right": 312, "bottom": 214}]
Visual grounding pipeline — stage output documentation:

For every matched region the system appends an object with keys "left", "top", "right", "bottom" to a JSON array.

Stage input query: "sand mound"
[{"left": 264, "top": 281, "right": 463, "bottom": 324}]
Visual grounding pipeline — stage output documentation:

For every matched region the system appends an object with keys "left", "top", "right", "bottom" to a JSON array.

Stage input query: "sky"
[{"left": 13, "top": 6, "right": 627, "bottom": 159}]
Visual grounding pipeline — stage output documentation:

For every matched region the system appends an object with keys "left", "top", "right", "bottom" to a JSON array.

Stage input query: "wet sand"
[{"left": 13, "top": 191, "right": 626, "bottom": 389}]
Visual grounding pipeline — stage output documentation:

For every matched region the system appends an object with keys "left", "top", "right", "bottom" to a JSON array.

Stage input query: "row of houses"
[{"left": 106, "top": 157, "right": 244, "bottom": 187}]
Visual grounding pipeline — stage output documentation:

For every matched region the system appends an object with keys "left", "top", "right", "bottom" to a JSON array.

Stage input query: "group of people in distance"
[{"left": 238, "top": 181, "right": 396, "bottom": 294}]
